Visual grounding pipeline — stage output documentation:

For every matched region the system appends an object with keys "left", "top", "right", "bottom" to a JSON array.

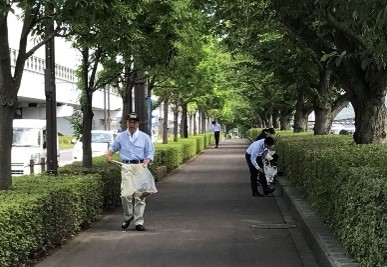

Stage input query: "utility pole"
[
  {"left": 44, "top": 8, "right": 58, "bottom": 175},
  {"left": 107, "top": 86, "right": 111, "bottom": 131},
  {"left": 134, "top": 71, "right": 151, "bottom": 135},
  {"left": 103, "top": 87, "right": 107, "bottom": 130}
]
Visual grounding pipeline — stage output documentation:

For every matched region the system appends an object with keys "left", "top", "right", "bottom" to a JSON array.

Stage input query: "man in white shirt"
[
  {"left": 211, "top": 121, "right": 221, "bottom": 148},
  {"left": 245, "top": 137, "right": 276, "bottom": 196}
]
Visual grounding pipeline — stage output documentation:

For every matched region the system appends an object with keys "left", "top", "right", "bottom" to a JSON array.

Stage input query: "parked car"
[
  {"left": 73, "top": 130, "right": 117, "bottom": 161},
  {"left": 339, "top": 124, "right": 356, "bottom": 135},
  {"left": 330, "top": 124, "right": 345, "bottom": 134},
  {"left": 12, "top": 119, "right": 60, "bottom": 176}
]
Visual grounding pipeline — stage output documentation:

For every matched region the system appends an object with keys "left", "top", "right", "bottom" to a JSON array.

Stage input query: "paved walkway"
[{"left": 36, "top": 138, "right": 320, "bottom": 267}]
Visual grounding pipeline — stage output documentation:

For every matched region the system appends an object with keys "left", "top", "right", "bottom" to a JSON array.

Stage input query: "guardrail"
[{"left": 29, "top": 158, "right": 46, "bottom": 174}]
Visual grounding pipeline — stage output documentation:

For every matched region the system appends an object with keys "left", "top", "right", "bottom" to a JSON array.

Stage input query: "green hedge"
[
  {"left": 58, "top": 135, "right": 74, "bottom": 149},
  {"left": 59, "top": 157, "right": 121, "bottom": 211},
  {"left": 245, "top": 128, "right": 261, "bottom": 140},
  {"left": 0, "top": 173, "right": 102, "bottom": 267},
  {"left": 189, "top": 134, "right": 206, "bottom": 153},
  {"left": 274, "top": 134, "right": 387, "bottom": 267},
  {"left": 176, "top": 138, "right": 197, "bottom": 159}
]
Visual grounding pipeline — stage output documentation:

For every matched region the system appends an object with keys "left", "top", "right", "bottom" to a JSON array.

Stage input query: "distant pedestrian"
[
  {"left": 211, "top": 121, "right": 221, "bottom": 148},
  {"left": 245, "top": 136, "right": 276, "bottom": 197},
  {"left": 106, "top": 112, "right": 155, "bottom": 231}
]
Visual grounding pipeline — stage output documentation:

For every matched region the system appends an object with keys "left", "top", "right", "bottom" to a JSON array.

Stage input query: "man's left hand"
[{"left": 143, "top": 159, "right": 151, "bottom": 167}]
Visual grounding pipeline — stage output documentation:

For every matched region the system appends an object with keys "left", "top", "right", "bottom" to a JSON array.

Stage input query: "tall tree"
[
  {"left": 0, "top": 1, "right": 71, "bottom": 189},
  {"left": 61, "top": 0, "right": 137, "bottom": 167},
  {"left": 102, "top": 0, "right": 178, "bottom": 132},
  {"left": 269, "top": 0, "right": 387, "bottom": 143},
  {"left": 152, "top": 0, "right": 209, "bottom": 142}
]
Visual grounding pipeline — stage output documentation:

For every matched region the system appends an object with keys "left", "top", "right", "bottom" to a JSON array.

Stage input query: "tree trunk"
[
  {"left": 188, "top": 113, "right": 193, "bottom": 135},
  {"left": 353, "top": 93, "right": 387, "bottom": 143},
  {"left": 314, "top": 95, "right": 349, "bottom": 135},
  {"left": 162, "top": 93, "right": 169, "bottom": 144},
  {"left": 201, "top": 112, "right": 206, "bottom": 134},
  {"left": 81, "top": 91, "right": 94, "bottom": 168},
  {"left": 313, "top": 106, "right": 333, "bottom": 134},
  {"left": 181, "top": 103, "right": 188, "bottom": 138},
  {"left": 293, "top": 92, "right": 312, "bottom": 133},
  {"left": 313, "top": 69, "right": 334, "bottom": 135},
  {"left": 80, "top": 49, "right": 93, "bottom": 168},
  {"left": 121, "top": 94, "right": 131, "bottom": 131},
  {"left": 349, "top": 74, "right": 387, "bottom": 144},
  {"left": 279, "top": 112, "right": 292, "bottom": 130},
  {"left": 120, "top": 66, "right": 135, "bottom": 131},
  {"left": 193, "top": 112, "right": 197, "bottom": 135},
  {"left": 311, "top": 68, "right": 350, "bottom": 135},
  {"left": 272, "top": 109, "right": 280, "bottom": 128},
  {"left": 0, "top": 105, "right": 15, "bottom": 189},
  {"left": 293, "top": 113, "right": 309, "bottom": 133},
  {"left": 260, "top": 113, "right": 271, "bottom": 128},
  {"left": 0, "top": 12, "right": 25, "bottom": 189},
  {"left": 338, "top": 61, "right": 387, "bottom": 144},
  {"left": 173, "top": 109, "right": 179, "bottom": 142}
]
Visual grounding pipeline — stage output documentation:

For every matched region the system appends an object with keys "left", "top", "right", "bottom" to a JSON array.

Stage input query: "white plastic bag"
[
  {"left": 262, "top": 149, "right": 277, "bottom": 184},
  {"left": 115, "top": 161, "right": 158, "bottom": 199},
  {"left": 264, "top": 164, "right": 277, "bottom": 184}
]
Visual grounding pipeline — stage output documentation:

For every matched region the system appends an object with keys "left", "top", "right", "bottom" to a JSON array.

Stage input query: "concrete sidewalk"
[{"left": 35, "top": 138, "right": 349, "bottom": 267}]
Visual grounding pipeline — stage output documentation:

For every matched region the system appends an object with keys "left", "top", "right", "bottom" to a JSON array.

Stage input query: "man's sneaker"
[
  {"left": 136, "top": 225, "right": 145, "bottom": 231},
  {"left": 121, "top": 216, "right": 133, "bottom": 229}
]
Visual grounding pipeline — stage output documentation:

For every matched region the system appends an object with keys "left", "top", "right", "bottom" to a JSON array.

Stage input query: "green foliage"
[
  {"left": 0, "top": 173, "right": 102, "bottom": 267},
  {"left": 153, "top": 133, "right": 211, "bottom": 171},
  {"left": 245, "top": 128, "right": 262, "bottom": 140},
  {"left": 58, "top": 135, "right": 74, "bottom": 149},
  {"left": 177, "top": 138, "right": 198, "bottom": 159},
  {"left": 59, "top": 156, "right": 121, "bottom": 211},
  {"left": 336, "top": 167, "right": 387, "bottom": 265},
  {"left": 275, "top": 134, "right": 387, "bottom": 266},
  {"left": 70, "top": 109, "right": 83, "bottom": 140}
]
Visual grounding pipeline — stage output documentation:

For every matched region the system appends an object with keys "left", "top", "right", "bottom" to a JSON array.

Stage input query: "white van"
[{"left": 12, "top": 119, "right": 60, "bottom": 176}]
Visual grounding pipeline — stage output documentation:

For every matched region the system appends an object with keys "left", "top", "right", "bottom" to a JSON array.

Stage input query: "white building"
[{"left": 8, "top": 9, "right": 123, "bottom": 135}]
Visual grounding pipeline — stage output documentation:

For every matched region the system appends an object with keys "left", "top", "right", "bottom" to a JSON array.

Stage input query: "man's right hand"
[{"left": 106, "top": 150, "right": 113, "bottom": 163}]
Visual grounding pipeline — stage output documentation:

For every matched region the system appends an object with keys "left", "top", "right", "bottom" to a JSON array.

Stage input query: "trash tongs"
[{"left": 111, "top": 160, "right": 124, "bottom": 167}]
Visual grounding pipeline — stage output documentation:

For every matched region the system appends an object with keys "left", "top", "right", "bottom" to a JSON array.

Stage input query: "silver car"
[{"left": 73, "top": 130, "right": 117, "bottom": 161}]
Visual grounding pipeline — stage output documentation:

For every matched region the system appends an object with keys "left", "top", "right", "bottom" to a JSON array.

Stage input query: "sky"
[{"left": 7, "top": 8, "right": 81, "bottom": 69}]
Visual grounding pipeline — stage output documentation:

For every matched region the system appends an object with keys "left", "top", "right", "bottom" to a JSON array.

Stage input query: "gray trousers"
[
  {"left": 121, "top": 194, "right": 146, "bottom": 225},
  {"left": 120, "top": 164, "right": 148, "bottom": 225}
]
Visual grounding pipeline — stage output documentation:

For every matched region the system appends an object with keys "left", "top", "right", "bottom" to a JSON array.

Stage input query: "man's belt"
[{"left": 122, "top": 159, "right": 144, "bottom": 164}]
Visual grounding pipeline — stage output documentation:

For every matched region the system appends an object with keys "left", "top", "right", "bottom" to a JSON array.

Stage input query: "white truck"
[{"left": 12, "top": 119, "right": 59, "bottom": 176}]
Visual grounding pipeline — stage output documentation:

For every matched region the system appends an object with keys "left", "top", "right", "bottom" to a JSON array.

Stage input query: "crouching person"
[{"left": 245, "top": 136, "right": 276, "bottom": 197}]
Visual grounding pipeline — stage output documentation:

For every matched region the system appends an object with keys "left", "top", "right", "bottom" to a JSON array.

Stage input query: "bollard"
[
  {"left": 30, "top": 159, "right": 35, "bottom": 174},
  {"left": 41, "top": 158, "right": 46, "bottom": 172}
]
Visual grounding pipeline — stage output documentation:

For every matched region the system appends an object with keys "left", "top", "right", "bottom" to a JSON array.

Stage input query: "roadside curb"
[{"left": 277, "top": 176, "right": 359, "bottom": 267}]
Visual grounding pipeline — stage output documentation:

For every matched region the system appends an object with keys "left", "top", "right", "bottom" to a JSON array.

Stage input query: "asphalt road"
[
  {"left": 36, "top": 139, "right": 319, "bottom": 267},
  {"left": 59, "top": 149, "right": 73, "bottom": 167}
]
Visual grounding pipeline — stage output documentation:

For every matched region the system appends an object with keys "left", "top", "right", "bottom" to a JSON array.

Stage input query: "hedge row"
[
  {"left": 274, "top": 134, "right": 387, "bottom": 267},
  {"left": 0, "top": 174, "right": 102, "bottom": 267}
]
